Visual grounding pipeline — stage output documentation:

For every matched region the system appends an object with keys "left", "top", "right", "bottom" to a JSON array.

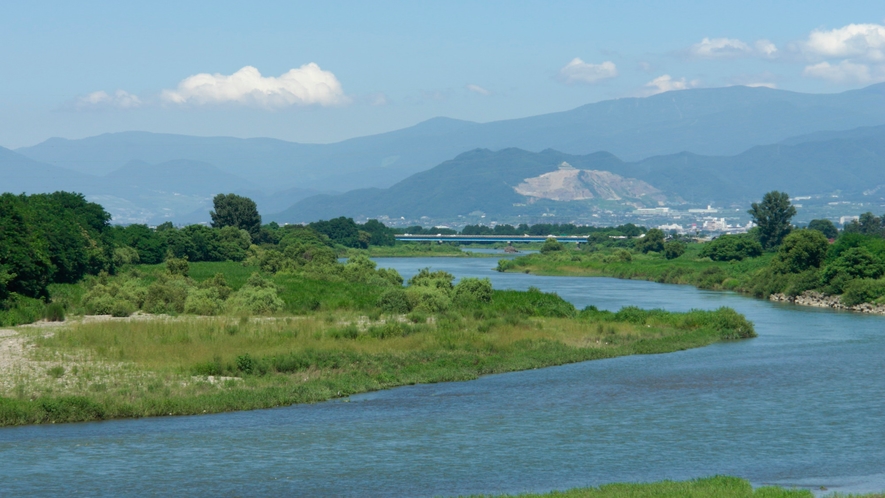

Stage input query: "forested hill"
[
  {"left": 272, "top": 125, "right": 885, "bottom": 223},
  {"left": 16, "top": 83, "right": 885, "bottom": 194}
]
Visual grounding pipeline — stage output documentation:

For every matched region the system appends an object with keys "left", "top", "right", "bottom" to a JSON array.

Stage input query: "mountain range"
[
  {"left": 273, "top": 124, "right": 885, "bottom": 223},
  {"left": 4, "top": 83, "right": 885, "bottom": 224}
]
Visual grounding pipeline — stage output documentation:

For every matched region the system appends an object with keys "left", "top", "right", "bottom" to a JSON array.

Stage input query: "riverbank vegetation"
[
  {"left": 485, "top": 475, "right": 879, "bottom": 497},
  {"left": 0, "top": 192, "right": 756, "bottom": 426},
  {"left": 498, "top": 192, "right": 885, "bottom": 309}
]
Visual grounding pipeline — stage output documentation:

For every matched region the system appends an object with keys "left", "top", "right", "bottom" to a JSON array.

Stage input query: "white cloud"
[
  {"left": 689, "top": 37, "right": 752, "bottom": 58},
  {"left": 801, "top": 23, "right": 885, "bottom": 62},
  {"left": 74, "top": 90, "right": 142, "bottom": 110},
  {"left": 643, "top": 75, "right": 699, "bottom": 95},
  {"left": 466, "top": 84, "right": 491, "bottom": 96},
  {"left": 803, "top": 60, "right": 873, "bottom": 83},
  {"left": 161, "top": 64, "right": 348, "bottom": 108},
  {"left": 557, "top": 58, "right": 618, "bottom": 84},
  {"left": 688, "top": 37, "right": 778, "bottom": 59}
]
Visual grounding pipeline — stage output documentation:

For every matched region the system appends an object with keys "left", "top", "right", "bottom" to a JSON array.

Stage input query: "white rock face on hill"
[{"left": 514, "top": 162, "right": 664, "bottom": 202}]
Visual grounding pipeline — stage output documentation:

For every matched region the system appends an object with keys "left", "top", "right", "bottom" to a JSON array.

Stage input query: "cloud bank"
[
  {"left": 798, "top": 23, "right": 885, "bottom": 84},
  {"left": 74, "top": 90, "right": 142, "bottom": 110},
  {"left": 557, "top": 58, "right": 618, "bottom": 84},
  {"left": 161, "top": 64, "right": 348, "bottom": 108},
  {"left": 643, "top": 75, "right": 699, "bottom": 95},
  {"left": 688, "top": 37, "right": 778, "bottom": 59},
  {"left": 466, "top": 84, "right": 491, "bottom": 96}
]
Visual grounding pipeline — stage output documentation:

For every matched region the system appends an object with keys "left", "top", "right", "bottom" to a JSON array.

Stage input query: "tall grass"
[
  {"left": 482, "top": 475, "right": 818, "bottom": 497},
  {"left": 2, "top": 305, "right": 750, "bottom": 426}
]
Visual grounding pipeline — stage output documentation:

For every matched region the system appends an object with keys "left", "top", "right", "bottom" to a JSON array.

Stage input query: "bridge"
[{"left": 395, "top": 234, "right": 586, "bottom": 243}]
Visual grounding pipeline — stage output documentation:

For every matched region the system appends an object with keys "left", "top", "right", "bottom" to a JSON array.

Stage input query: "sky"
[{"left": 2, "top": 0, "right": 885, "bottom": 149}]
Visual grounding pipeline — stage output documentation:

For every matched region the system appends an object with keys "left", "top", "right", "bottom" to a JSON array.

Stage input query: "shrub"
[
  {"left": 44, "top": 302, "right": 66, "bottom": 322},
  {"left": 453, "top": 277, "right": 493, "bottom": 305},
  {"left": 110, "top": 299, "right": 135, "bottom": 317},
  {"left": 699, "top": 234, "right": 762, "bottom": 262},
  {"left": 603, "top": 249, "right": 632, "bottom": 263},
  {"left": 408, "top": 268, "right": 455, "bottom": 291},
  {"left": 228, "top": 286, "right": 284, "bottom": 315},
  {"left": 636, "top": 228, "right": 665, "bottom": 253},
  {"left": 405, "top": 286, "right": 451, "bottom": 313},
  {"left": 143, "top": 276, "right": 190, "bottom": 314},
  {"left": 184, "top": 287, "right": 226, "bottom": 315},
  {"left": 771, "top": 230, "right": 829, "bottom": 274},
  {"left": 841, "top": 278, "right": 885, "bottom": 306},
  {"left": 540, "top": 238, "right": 564, "bottom": 254},
  {"left": 165, "top": 256, "right": 190, "bottom": 277},
  {"left": 663, "top": 241, "right": 685, "bottom": 260},
  {"left": 378, "top": 288, "right": 412, "bottom": 314}
]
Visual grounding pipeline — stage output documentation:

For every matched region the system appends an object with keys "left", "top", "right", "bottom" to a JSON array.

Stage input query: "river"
[{"left": 2, "top": 255, "right": 884, "bottom": 496}]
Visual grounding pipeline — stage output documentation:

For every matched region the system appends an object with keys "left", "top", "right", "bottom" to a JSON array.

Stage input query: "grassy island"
[{"left": 0, "top": 258, "right": 754, "bottom": 427}]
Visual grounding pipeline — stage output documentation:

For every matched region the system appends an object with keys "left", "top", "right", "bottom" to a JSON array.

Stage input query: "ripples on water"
[{"left": 2, "top": 256, "right": 884, "bottom": 496}]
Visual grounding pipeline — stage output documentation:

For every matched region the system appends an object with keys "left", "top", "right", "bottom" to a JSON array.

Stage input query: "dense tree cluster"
[{"left": 0, "top": 192, "right": 113, "bottom": 300}]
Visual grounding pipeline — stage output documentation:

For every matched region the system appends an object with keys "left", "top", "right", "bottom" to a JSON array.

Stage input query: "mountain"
[
  {"left": 273, "top": 125, "right": 885, "bottom": 223},
  {"left": 16, "top": 83, "right": 885, "bottom": 193},
  {"left": 0, "top": 146, "right": 93, "bottom": 194}
]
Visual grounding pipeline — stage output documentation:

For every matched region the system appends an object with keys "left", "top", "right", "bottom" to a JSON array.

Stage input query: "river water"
[{"left": 2, "top": 256, "right": 885, "bottom": 496}]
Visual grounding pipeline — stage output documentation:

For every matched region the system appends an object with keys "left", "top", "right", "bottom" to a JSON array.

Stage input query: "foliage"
[
  {"left": 770, "top": 229, "right": 829, "bottom": 274},
  {"left": 841, "top": 278, "right": 885, "bottom": 306},
  {"left": 489, "top": 475, "right": 811, "bottom": 497},
  {"left": 821, "top": 246, "right": 885, "bottom": 293},
  {"left": 843, "top": 211, "right": 884, "bottom": 236},
  {"left": 210, "top": 193, "right": 262, "bottom": 241},
  {"left": 453, "top": 277, "right": 493, "bottom": 305},
  {"left": 663, "top": 241, "right": 685, "bottom": 260},
  {"left": 807, "top": 218, "right": 838, "bottom": 239},
  {"left": 540, "top": 238, "right": 564, "bottom": 254},
  {"left": 748, "top": 191, "right": 796, "bottom": 249},
  {"left": 635, "top": 228, "right": 665, "bottom": 253},
  {"left": 165, "top": 256, "right": 189, "bottom": 277},
  {"left": 309, "top": 217, "right": 365, "bottom": 248},
  {"left": 407, "top": 268, "right": 455, "bottom": 291},
  {"left": 699, "top": 234, "right": 762, "bottom": 262}
]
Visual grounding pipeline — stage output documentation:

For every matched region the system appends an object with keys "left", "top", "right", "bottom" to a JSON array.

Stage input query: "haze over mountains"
[{"left": 5, "top": 83, "right": 885, "bottom": 224}]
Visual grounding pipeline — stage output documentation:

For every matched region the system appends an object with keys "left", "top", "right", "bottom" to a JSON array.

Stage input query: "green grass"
[
  {"left": 0, "top": 303, "right": 751, "bottom": 426},
  {"left": 499, "top": 246, "right": 773, "bottom": 294},
  {"left": 480, "top": 475, "right": 879, "bottom": 497}
]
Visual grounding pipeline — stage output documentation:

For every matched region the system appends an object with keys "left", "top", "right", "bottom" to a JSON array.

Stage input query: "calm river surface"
[{"left": 2, "top": 256, "right": 885, "bottom": 496}]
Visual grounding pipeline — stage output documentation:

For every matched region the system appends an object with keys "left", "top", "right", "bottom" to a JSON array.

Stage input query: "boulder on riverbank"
[{"left": 769, "top": 291, "right": 885, "bottom": 314}]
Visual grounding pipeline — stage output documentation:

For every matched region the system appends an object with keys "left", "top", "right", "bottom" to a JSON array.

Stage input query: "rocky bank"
[{"left": 769, "top": 291, "right": 885, "bottom": 314}]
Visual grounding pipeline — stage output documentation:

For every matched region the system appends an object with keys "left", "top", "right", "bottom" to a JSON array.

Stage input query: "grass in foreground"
[
  {"left": 0, "top": 303, "right": 751, "bottom": 426},
  {"left": 480, "top": 475, "right": 882, "bottom": 497}
]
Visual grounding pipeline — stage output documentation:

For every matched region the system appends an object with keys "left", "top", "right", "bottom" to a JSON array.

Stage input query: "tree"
[
  {"left": 771, "top": 229, "right": 830, "bottom": 274},
  {"left": 635, "top": 228, "right": 665, "bottom": 253},
  {"left": 664, "top": 241, "right": 685, "bottom": 260},
  {"left": 748, "top": 191, "right": 796, "bottom": 249},
  {"left": 210, "top": 193, "right": 261, "bottom": 241},
  {"left": 807, "top": 219, "right": 838, "bottom": 239},
  {"left": 699, "top": 234, "right": 762, "bottom": 261}
]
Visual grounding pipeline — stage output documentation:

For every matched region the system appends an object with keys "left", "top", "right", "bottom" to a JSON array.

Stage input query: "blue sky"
[{"left": 2, "top": 0, "right": 884, "bottom": 148}]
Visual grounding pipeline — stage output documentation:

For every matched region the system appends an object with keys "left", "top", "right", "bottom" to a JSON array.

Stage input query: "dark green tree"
[
  {"left": 807, "top": 219, "right": 838, "bottom": 239},
  {"left": 210, "top": 193, "right": 261, "bottom": 241},
  {"left": 771, "top": 229, "right": 830, "bottom": 274},
  {"left": 635, "top": 228, "right": 665, "bottom": 253},
  {"left": 663, "top": 241, "right": 686, "bottom": 260},
  {"left": 699, "top": 234, "right": 763, "bottom": 261},
  {"left": 748, "top": 191, "right": 796, "bottom": 249}
]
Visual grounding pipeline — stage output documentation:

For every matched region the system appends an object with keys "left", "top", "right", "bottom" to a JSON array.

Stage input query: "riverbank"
[
  {"left": 0, "top": 303, "right": 753, "bottom": 426},
  {"left": 769, "top": 291, "right": 885, "bottom": 314},
  {"left": 486, "top": 475, "right": 876, "bottom": 497}
]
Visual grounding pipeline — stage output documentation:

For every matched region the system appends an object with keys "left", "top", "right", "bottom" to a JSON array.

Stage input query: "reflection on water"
[{"left": 2, "top": 256, "right": 884, "bottom": 496}]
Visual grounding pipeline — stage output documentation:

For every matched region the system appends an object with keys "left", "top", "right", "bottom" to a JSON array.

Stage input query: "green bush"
[
  {"left": 165, "top": 256, "right": 190, "bottom": 277},
  {"left": 43, "top": 302, "right": 66, "bottom": 322},
  {"left": 664, "top": 241, "right": 686, "bottom": 260},
  {"left": 407, "top": 268, "right": 455, "bottom": 291},
  {"left": 603, "top": 249, "right": 632, "bottom": 263},
  {"left": 184, "top": 287, "right": 226, "bottom": 315},
  {"left": 771, "top": 230, "right": 829, "bottom": 274},
  {"left": 143, "top": 276, "right": 190, "bottom": 314},
  {"left": 0, "top": 294, "right": 46, "bottom": 326},
  {"left": 841, "top": 278, "right": 885, "bottom": 306},
  {"left": 453, "top": 277, "right": 493, "bottom": 305},
  {"left": 228, "top": 286, "right": 284, "bottom": 315},
  {"left": 405, "top": 286, "right": 451, "bottom": 313},
  {"left": 540, "top": 238, "right": 564, "bottom": 254},
  {"left": 110, "top": 299, "right": 135, "bottom": 317},
  {"left": 378, "top": 288, "right": 412, "bottom": 314},
  {"left": 636, "top": 228, "right": 665, "bottom": 253},
  {"left": 699, "top": 234, "right": 762, "bottom": 262}
]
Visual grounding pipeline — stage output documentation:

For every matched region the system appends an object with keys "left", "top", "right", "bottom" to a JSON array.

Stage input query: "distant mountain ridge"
[
  {"left": 272, "top": 124, "right": 885, "bottom": 223},
  {"left": 15, "top": 83, "right": 885, "bottom": 194}
]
